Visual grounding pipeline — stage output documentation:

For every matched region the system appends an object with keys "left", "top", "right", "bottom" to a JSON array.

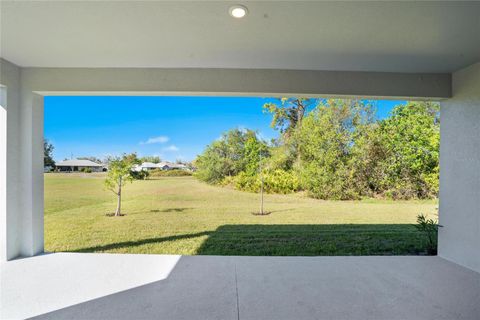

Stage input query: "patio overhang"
[{"left": 0, "top": 1, "right": 479, "bottom": 318}]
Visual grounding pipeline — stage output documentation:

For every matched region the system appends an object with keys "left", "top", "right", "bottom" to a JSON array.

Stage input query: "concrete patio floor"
[{"left": 1, "top": 253, "right": 479, "bottom": 320}]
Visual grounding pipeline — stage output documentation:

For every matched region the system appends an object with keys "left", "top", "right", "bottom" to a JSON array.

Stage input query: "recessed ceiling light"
[{"left": 229, "top": 5, "right": 248, "bottom": 19}]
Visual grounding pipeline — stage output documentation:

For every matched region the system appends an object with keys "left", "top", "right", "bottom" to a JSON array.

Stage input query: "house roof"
[
  {"left": 140, "top": 162, "right": 159, "bottom": 168},
  {"left": 138, "top": 162, "right": 187, "bottom": 169},
  {"left": 167, "top": 163, "right": 187, "bottom": 169},
  {"left": 56, "top": 159, "right": 103, "bottom": 167}
]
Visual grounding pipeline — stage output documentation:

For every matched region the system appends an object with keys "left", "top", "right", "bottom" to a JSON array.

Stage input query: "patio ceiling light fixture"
[{"left": 229, "top": 5, "right": 248, "bottom": 18}]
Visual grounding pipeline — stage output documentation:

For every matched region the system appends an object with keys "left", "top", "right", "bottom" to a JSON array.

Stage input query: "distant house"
[
  {"left": 133, "top": 161, "right": 189, "bottom": 172},
  {"left": 157, "top": 161, "right": 188, "bottom": 171},
  {"left": 55, "top": 159, "right": 105, "bottom": 172},
  {"left": 132, "top": 162, "right": 159, "bottom": 171}
]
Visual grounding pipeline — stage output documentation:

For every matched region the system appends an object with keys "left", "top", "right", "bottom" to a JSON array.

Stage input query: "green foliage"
[
  {"left": 80, "top": 167, "right": 92, "bottom": 173},
  {"left": 294, "top": 100, "right": 439, "bottom": 200},
  {"left": 263, "top": 98, "right": 318, "bottom": 165},
  {"left": 150, "top": 169, "right": 192, "bottom": 177},
  {"left": 414, "top": 214, "right": 438, "bottom": 254},
  {"left": 263, "top": 98, "right": 317, "bottom": 138},
  {"left": 194, "top": 128, "right": 268, "bottom": 184},
  {"left": 226, "top": 169, "right": 299, "bottom": 194},
  {"left": 44, "top": 139, "right": 56, "bottom": 168},
  {"left": 104, "top": 153, "right": 140, "bottom": 216},
  {"left": 295, "top": 99, "right": 375, "bottom": 199},
  {"left": 265, "top": 144, "right": 297, "bottom": 172},
  {"left": 196, "top": 99, "right": 439, "bottom": 200},
  {"left": 104, "top": 154, "right": 139, "bottom": 193},
  {"left": 243, "top": 135, "right": 270, "bottom": 176},
  {"left": 376, "top": 102, "right": 440, "bottom": 199},
  {"left": 130, "top": 170, "right": 150, "bottom": 180},
  {"left": 348, "top": 122, "right": 386, "bottom": 197},
  {"left": 263, "top": 169, "right": 300, "bottom": 193}
]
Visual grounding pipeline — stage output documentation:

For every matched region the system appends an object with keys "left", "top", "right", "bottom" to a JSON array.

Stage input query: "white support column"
[
  {"left": 1, "top": 59, "right": 22, "bottom": 261},
  {"left": 1, "top": 59, "right": 44, "bottom": 260},
  {"left": 439, "top": 62, "right": 480, "bottom": 273},
  {"left": 0, "top": 86, "right": 7, "bottom": 261},
  {"left": 18, "top": 92, "right": 44, "bottom": 257}
]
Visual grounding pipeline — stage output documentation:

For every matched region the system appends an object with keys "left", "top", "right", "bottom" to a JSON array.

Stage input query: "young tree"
[
  {"left": 44, "top": 139, "right": 56, "bottom": 168},
  {"left": 104, "top": 153, "right": 139, "bottom": 216},
  {"left": 243, "top": 135, "right": 270, "bottom": 176}
]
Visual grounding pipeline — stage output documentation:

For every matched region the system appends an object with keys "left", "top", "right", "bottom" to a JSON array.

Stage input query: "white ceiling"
[{"left": 1, "top": 1, "right": 479, "bottom": 73}]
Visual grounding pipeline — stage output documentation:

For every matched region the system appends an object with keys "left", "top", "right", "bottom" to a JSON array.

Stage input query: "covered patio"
[{"left": 1, "top": 1, "right": 479, "bottom": 319}]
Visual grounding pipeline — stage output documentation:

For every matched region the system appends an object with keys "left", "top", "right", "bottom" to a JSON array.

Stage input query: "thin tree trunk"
[
  {"left": 115, "top": 176, "right": 122, "bottom": 216},
  {"left": 295, "top": 99, "right": 305, "bottom": 163},
  {"left": 260, "top": 173, "right": 264, "bottom": 215},
  {"left": 259, "top": 154, "right": 264, "bottom": 215}
]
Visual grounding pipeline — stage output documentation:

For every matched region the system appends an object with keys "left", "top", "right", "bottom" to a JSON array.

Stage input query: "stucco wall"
[
  {"left": 0, "top": 58, "right": 21, "bottom": 261},
  {"left": 0, "top": 59, "right": 45, "bottom": 261},
  {"left": 439, "top": 62, "right": 480, "bottom": 273}
]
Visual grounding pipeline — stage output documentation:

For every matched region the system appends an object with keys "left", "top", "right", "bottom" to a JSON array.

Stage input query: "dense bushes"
[
  {"left": 149, "top": 169, "right": 192, "bottom": 177},
  {"left": 130, "top": 169, "right": 192, "bottom": 179},
  {"left": 294, "top": 101, "right": 370, "bottom": 199},
  {"left": 130, "top": 170, "right": 150, "bottom": 180},
  {"left": 194, "top": 128, "right": 269, "bottom": 184},
  {"left": 194, "top": 99, "right": 440, "bottom": 200},
  {"left": 374, "top": 102, "right": 440, "bottom": 199},
  {"left": 225, "top": 169, "right": 300, "bottom": 194}
]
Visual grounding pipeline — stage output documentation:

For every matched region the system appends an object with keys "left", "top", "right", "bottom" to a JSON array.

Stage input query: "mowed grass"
[{"left": 45, "top": 173, "right": 438, "bottom": 256}]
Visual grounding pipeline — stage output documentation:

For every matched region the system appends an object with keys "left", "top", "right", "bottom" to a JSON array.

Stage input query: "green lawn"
[{"left": 45, "top": 173, "right": 438, "bottom": 256}]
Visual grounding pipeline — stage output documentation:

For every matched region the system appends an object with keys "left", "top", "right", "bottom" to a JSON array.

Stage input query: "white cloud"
[
  {"left": 140, "top": 136, "right": 169, "bottom": 145},
  {"left": 162, "top": 145, "right": 179, "bottom": 152}
]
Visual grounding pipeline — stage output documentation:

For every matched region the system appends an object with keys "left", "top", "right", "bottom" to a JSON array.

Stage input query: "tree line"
[{"left": 194, "top": 99, "right": 440, "bottom": 200}]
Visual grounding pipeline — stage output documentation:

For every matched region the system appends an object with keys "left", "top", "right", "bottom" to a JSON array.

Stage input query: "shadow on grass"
[
  {"left": 73, "top": 231, "right": 211, "bottom": 253},
  {"left": 150, "top": 208, "right": 193, "bottom": 213},
  {"left": 196, "top": 224, "right": 434, "bottom": 256},
  {"left": 73, "top": 224, "right": 435, "bottom": 256},
  {"left": 263, "top": 208, "right": 295, "bottom": 214}
]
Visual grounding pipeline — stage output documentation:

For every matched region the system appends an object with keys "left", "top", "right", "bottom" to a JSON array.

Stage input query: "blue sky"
[{"left": 44, "top": 96, "right": 405, "bottom": 162}]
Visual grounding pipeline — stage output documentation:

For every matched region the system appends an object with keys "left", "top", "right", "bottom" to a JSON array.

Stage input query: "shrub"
[
  {"left": 263, "top": 169, "right": 300, "bottom": 194},
  {"left": 230, "top": 169, "right": 300, "bottom": 194},
  {"left": 150, "top": 169, "right": 192, "bottom": 177},
  {"left": 194, "top": 128, "right": 269, "bottom": 184},
  {"left": 130, "top": 170, "right": 150, "bottom": 180},
  {"left": 80, "top": 167, "right": 92, "bottom": 173},
  {"left": 231, "top": 172, "right": 261, "bottom": 192},
  {"left": 298, "top": 162, "right": 359, "bottom": 200},
  {"left": 414, "top": 214, "right": 438, "bottom": 255}
]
